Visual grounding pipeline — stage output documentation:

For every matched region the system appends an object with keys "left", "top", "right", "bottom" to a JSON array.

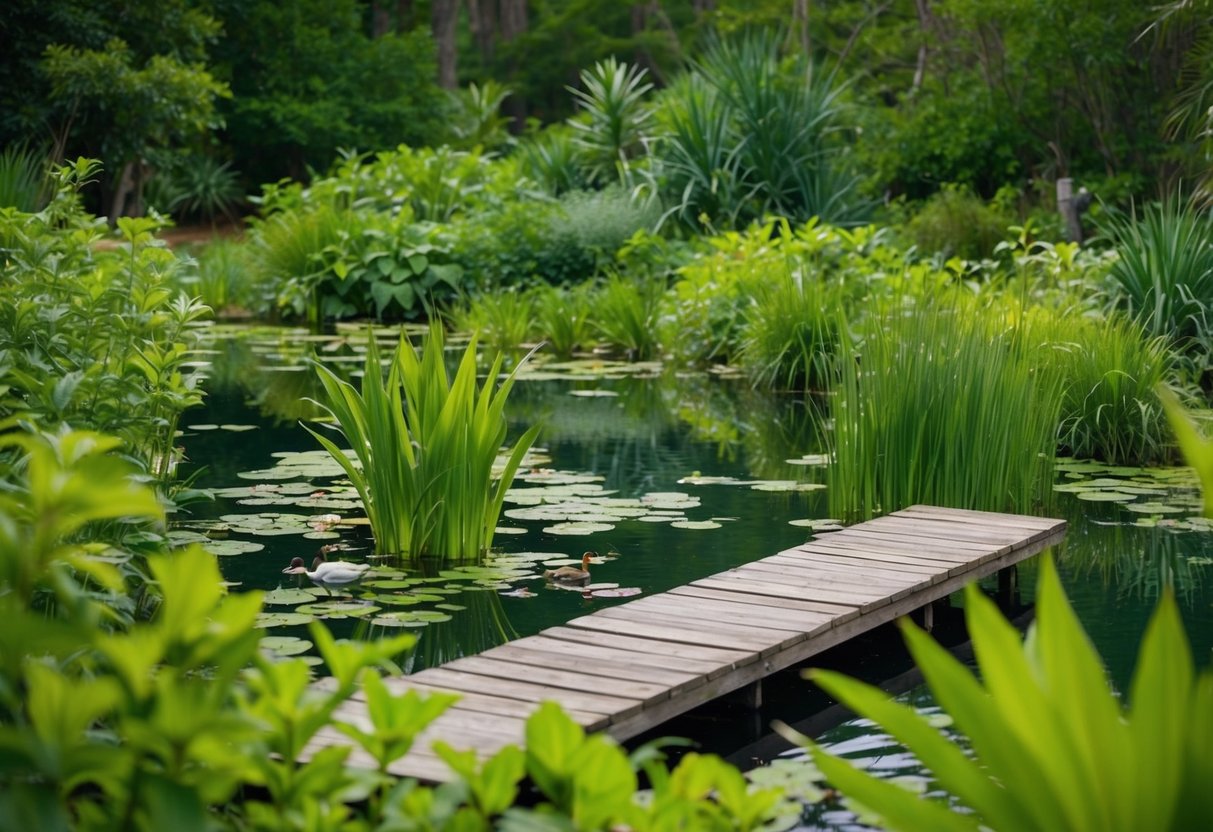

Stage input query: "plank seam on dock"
[{"left": 306, "top": 505, "right": 1066, "bottom": 781}]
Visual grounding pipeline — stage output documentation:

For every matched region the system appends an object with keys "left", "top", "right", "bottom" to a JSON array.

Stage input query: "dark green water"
[{"left": 181, "top": 326, "right": 1213, "bottom": 827}]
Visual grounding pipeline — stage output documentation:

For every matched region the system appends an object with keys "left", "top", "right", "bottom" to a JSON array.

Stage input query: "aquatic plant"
[
  {"left": 1034, "top": 310, "right": 1177, "bottom": 465},
  {"left": 738, "top": 264, "right": 844, "bottom": 391},
  {"left": 827, "top": 298, "right": 1063, "bottom": 520},
  {"left": 448, "top": 288, "right": 536, "bottom": 354},
  {"left": 589, "top": 274, "right": 666, "bottom": 361},
  {"left": 1101, "top": 196, "right": 1213, "bottom": 352},
  {"left": 530, "top": 283, "right": 593, "bottom": 359},
  {"left": 792, "top": 555, "right": 1213, "bottom": 831},
  {"left": 308, "top": 324, "right": 540, "bottom": 560}
]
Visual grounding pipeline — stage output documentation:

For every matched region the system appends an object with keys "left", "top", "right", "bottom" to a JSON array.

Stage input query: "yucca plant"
[
  {"left": 307, "top": 324, "right": 540, "bottom": 561},
  {"left": 567, "top": 57, "right": 654, "bottom": 187},
  {"left": 519, "top": 127, "right": 588, "bottom": 196},
  {"left": 827, "top": 298, "right": 1063, "bottom": 520},
  {"left": 792, "top": 554, "right": 1213, "bottom": 831},
  {"left": 1101, "top": 196, "right": 1213, "bottom": 351}
]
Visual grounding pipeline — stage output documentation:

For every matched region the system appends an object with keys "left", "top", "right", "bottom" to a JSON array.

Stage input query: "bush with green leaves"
[
  {"left": 0, "top": 159, "right": 208, "bottom": 481},
  {"left": 795, "top": 555, "right": 1213, "bottom": 831},
  {"left": 903, "top": 184, "right": 1016, "bottom": 260}
]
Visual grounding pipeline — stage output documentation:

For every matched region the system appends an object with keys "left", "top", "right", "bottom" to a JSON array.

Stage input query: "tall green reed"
[
  {"left": 828, "top": 298, "right": 1063, "bottom": 521},
  {"left": 307, "top": 324, "right": 540, "bottom": 561},
  {"left": 590, "top": 274, "right": 665, "bottom": 360},
  {"left": 530, "top": 283, "right": 593, "bottom": 359},
  {"left": 739, "top": 264, "right": 844, "bottom": 391}
]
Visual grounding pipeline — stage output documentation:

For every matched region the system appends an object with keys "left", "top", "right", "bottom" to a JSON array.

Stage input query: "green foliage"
[
  {"left": 149, "top": 154, "right": 244, "bottom": 224},
  {"left": 590, "top": 275, "right": 666, "bottom": 361},
  {"left": 177, "top": 239, "right": 268, "bottom": 315},
  {"left": 530, "top": 283, "right": 594, "bottom": 359},
  {"left": 827, "top": 297, "right": 1064, "bottom": 520},
  {"left": 448, "top": 288, "right": 536, "bottom": 355},
  {"left": 1159, "top": 384, "right": 1213, "bottom": 518},
  {"left": 1034, "top": 310, "right": 1178, "bottom": 465},
  {"left": 0, "top": 161, "right": 208, "bottom": 480},
  {"left": 307, "top": 324, "right": 540, "bottom": 561},
  {"left": 448, "top": 81, "right": 513, "bottom": 151},
  {"left": 210, "top": 0, "right": 447, "bottom": 182},
  {"left": 904, "top": 184, "right": 1016, "bottom": 260},
  {"left": 1101, "top": 196, "right": 1213, "bottom": 352},
  {"left": 0, "top": 144, "right": 50, "bottom": 212},
  {"left": 652, "top": 31, "right": 866, "bottom": 230},
  {"left": 518, "top": 126, "right": 589, "bottom": 196},
  {"left": 567, "top": 57, "right": 655, "bottom": 187},
  {"left": 798, "top": 555, "right": 1213, "bottom": 831},
  {"left": 738, "top": 264, "right": 843, "bottom": 392}
]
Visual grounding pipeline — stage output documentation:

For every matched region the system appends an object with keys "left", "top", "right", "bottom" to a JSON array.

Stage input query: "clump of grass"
[
  {"left": 307, "top": 324, "right": 540, "bottom": 561},
  {"left": 1033, "top": 309, "right": 1179, "bottom": 465},
  {"left": 0, "top": 143, "right": 49, "bottom": 211},
  {"left": 448, "top": 289, "right": 536, "bottom": 354},
  {"left": 828, "top": 298, "right": 1063, "bottom": 521},
  {"left": 589, "top": 274, "right": 665, "bottom": 360},
  {"left": 738, "top": 265, "right": 844, "bottom": 391},
  {"left": 530, "top": 283, "right": 593, "bottom": 359},
  {"left": 904, "top": 184, "right": 1014, "bottom": 260}
]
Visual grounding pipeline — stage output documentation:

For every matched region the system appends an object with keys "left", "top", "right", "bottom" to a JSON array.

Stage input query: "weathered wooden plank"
[
  {"left": 774, "top": 549, "right": 947, "bottom": 579},
  {"left": 372, "top": 675, "right": 604, "bottom": 727},
  {"left": 717, "top": 566, "right": 899, "bottom": 600},
  {"left": 444, "top": 655, "right": 672, "bottom": 704},
  {"left": 562, "top": 613, "right": 773, "bottom": 657},
  {"left": 538, "top": 625, "right": 752, "bottom": 672},
  {"left": 897, "top": 504, "right": 1063, "bottom": 531},
  {"left": 416, "top": 667, "right": 638, "bottom": 720},
  {"left": 483, "top": 641, "right": 705, "bottom": 693},
  {"left": 863, "top": 515, "right": 1043, "bottom": 544},
  {"left": 794, "top": 541, "right": 972, "bottom": 575},
  {"left": 625, "top": 592, "right": 834, "bottom": 635},
  {"left": 668, "top": 584, "right": 856, "bottom": 620},
  {"left": 515, "top": 634, "right": 723, "bottom": 677},
  {"left": 690, "top": 573, "right": 873, "bottom": 607},
  {"left": 739, "top": 557, "right": 923, "bottom": 590},
  {"left": 818, "top": 527, "right": 998, "bottom": 554},
  {"left": 763, "top": 553, "right": 941, "bottom": 586},
  {"left": 587, "top": 606, "right": 790, "bottom": 653}
]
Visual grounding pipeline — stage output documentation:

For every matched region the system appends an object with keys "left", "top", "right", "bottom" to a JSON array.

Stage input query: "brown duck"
[{"left": 543, "top": 551, "right": 595, "bottom": 584}]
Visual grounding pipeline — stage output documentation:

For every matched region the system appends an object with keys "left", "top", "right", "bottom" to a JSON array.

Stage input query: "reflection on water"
[{"left": 182, "top": 326, "right": 1213, "bottom": 828}]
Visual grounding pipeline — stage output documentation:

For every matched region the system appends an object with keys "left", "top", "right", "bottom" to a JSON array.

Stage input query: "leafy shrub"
[
  {"left": 518, "top": 125, "right": 588, "bottom": 196},
  {"left": 904, "top": 184, "right": 1015, "bottom": 260},
  {"left": 798, "top": 555, "right": 1213, "bottom": 831},
  {"left": 530, "top": 282, "right": 594, "bottom": 359},
  {"left": 0, "top": 161, "right": 208, "bottom": 480},
  {"left": 590, "top": 274, "right": 667, "bottom": 361},
  {"left": 447, "top": 288, "right": 536, "bottom": 354},
  {"left": 179, "top": 239, "right": 269, "bottom": 315}
]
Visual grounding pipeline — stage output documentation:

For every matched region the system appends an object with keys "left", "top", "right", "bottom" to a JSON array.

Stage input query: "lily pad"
[
  {"left": 260, "top": 636, "right": 313, "bottom": 656},
  {"left": 670, "top": 519, "right": 722, "bottom": 530},
  {"left": 203, "top": 539, "right": 266, "bottom": 557},
  {"left": 255, "top": 611, "right": 313, "bottom": 628},
  {"left": 543, "top": 521, "right": 615, "bottom": 536},
  {"left": 295, "top": 602, "right": 381, "bottom": 618},
  {"left": 262, "top": 587, "right": 319, "bottom": 606},
  {"left": 591, "top": 587, "right": 642, "bottom": 598}
]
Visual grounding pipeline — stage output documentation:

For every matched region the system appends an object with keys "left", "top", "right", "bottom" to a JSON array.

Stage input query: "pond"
[{"left": 179, "top": 324, "right": 1213, "bottom": 827}]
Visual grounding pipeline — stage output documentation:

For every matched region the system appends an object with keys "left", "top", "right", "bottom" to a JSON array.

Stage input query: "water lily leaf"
[
  {"left": 364, "top": 579, "right": 423, "bottom": 589},
  {"left": 1074, "top": 490, "right": 1135, "bottom": 502},
  {"left": 371, "top": 613, "right": 429, "bottom": 628},
  {"left": 295, "top": 602, "right": 381, "bottom": 618},
  {"left": 435, "top": 604, "right": 466, "bottom": 612},
  {"left": 500, "top": 587, "right": 536, "bottom": 598},
  {"left": 750, "top": 481, "right": 827, "bottom": 492},
  {"left": 220, "top": 424, "right": 258, "bottom": 432},
  {"left": 670, "top": 520, "right": 722, "bottom": 530},
  {"left": 790, "top": 518, "right": 845, "bottom": 530},
  {"left": 785, "top": 454, "right": 831, "bottom": 466},
  {"left": 568, "top": 389, "right": 619, "bottom": 397},
  {"left": 189, "top": 424, "right": 219, "bottom": 431},
  {"left": 255, "top": 612, "right": 313, "bottom": 627},
  {"left": 543, "top": 522, "right": 615, "bottom": 536},
  {"left": 1123, "top": 501, "right": 1185, "bottom": 514},
  {"left": 262, "top": 587, "right": 317, "bottom": 606},
  {"left": 260, "top": 636, "right": 313, "bottom": 656},
  {"left": 495, "top": 526, "right": 527, "bottom": 535},
  {"left": 203, "top": 539, "right": 266, "bottom": 556},
  {"left": 591, "top": 587, "right": 642, "bottom": 598}
]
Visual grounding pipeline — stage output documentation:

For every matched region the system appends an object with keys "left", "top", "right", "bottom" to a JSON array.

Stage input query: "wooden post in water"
[{"left": 998, "top": 564, "right": 1019, "bottom": 606}]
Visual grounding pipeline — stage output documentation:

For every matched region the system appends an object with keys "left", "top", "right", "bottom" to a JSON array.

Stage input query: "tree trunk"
[
  {"left": 792, "top": 0, "right": 810, "bottom": 58},
  {"left": 499, "top": 0, "right": 529, "bottom": 129},
  {"left": 432, "top": 0, "right": 460, "bottom": 89},
  {"left": 467, "top": 0, "right": 497, "bottom": 66},
  {"left": 396, "top": 0, "right": 416, "bottom": 31},
  {"left": 371, "top": 1, "right": 391, "bottom": 37},
  {"left": 912, "top": 0, "right": 932, "bottom": 94}
]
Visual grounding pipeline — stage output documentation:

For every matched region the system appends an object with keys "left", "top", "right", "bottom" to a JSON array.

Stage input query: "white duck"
[{"left": 282, "top": 545, "right": 370, "bottom": 586}]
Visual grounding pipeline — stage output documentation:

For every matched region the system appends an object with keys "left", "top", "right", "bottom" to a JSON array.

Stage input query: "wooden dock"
[{"left": 309, "top": 505, "right": 1066, "bottom": 782}]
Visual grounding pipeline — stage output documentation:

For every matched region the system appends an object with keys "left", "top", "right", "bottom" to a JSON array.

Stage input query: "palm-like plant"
[{"left": 567, "top": 57, "right": 655, "bottom": 187}]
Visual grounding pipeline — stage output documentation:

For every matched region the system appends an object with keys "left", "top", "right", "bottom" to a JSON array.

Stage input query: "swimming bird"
[
  {"left": 543, "top": 551, "right": 595, "bottom": 584},
  {"left": 282, "top": 545, "right": 370, "bottom": 586}
]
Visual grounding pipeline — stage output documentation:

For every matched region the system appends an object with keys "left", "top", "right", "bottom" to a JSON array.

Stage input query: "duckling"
[{"left": 543, "top": 551, "right": 595, "bottom": 584}]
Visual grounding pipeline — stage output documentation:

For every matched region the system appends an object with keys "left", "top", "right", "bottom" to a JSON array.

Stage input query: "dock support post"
[
  {"left": 741, "top": 679, "right": 763, "bottom": 709},
  {"left": 998, "top": 565, "right": 1019, "bottom": 605},
  {"left": 922, "top": 601, "right": 934, "bottom": 632}
]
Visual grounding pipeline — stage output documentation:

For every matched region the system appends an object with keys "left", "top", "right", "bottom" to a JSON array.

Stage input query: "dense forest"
[{"left": 3, "top": 0, "right": 1211, "bottom": 222}]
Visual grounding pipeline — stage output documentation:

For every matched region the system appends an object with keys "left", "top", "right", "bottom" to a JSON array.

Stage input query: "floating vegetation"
[
  {"left": 1053, "top": 458, "right": 1203, "bottom": 527},
  {"left": 677, "top": 474, "right": 826, "bottom": 492}
]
